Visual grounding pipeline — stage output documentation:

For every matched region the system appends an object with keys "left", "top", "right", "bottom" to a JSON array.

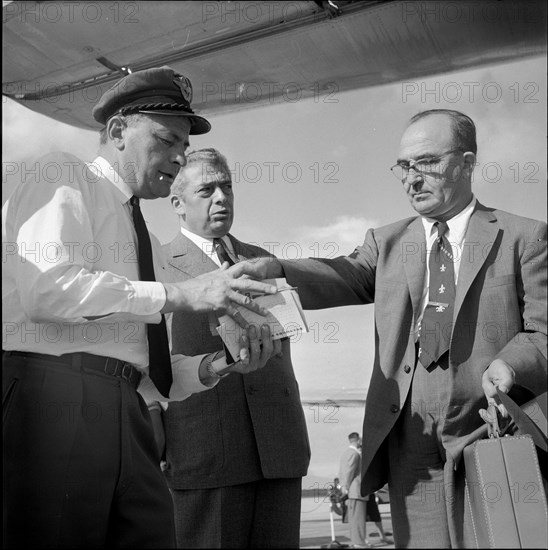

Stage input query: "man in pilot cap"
[{"left": 2, "top": 66, "right": 280, "bottom": 548}]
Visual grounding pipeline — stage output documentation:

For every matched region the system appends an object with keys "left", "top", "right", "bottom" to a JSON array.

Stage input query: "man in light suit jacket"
[
  {"left": 152, "top": 148, "right": 310, "bottom": 548},
  {"left": 339, "top": 433, "right": 369, "bottom": 548},
  {"left": 338, "top": 433, "right": 391, "bottom": 548},
  {"left": 246, "top": 110, "right": 547, "bottom": 548}
]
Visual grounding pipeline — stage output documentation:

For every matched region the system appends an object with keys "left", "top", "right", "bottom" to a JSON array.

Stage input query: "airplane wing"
[{"left": 3, "top": 0, "right": 547, "bottom": 130}]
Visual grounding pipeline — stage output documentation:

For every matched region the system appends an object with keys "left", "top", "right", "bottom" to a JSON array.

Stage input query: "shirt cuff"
[
  {"left": 130, "top": 281, "right": 166, "bottom": 317},
  {"left": 171, "top": 353, "right": 219, "bottom": 397},
  {"left": 147, "top": 400, "right": 168, "bottom": 412},
  {"left": 137, "top": 353, "right": 217, "bottom": 403}
]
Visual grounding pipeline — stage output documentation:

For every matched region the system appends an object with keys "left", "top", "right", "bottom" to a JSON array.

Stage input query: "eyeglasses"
[{"left": 390, "top": 149, "right": 463, "bottom": 182}]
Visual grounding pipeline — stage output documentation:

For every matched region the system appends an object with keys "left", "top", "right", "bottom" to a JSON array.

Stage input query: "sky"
[{"left": 2, "top": 53, "right": 547, "bottom": 490}]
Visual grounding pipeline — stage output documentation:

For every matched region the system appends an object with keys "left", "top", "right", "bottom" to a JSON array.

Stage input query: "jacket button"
[
  {"left": 390, "top": 404, "right": 400, "bottom": 413},
  {"left": 404, "top": 364, "right": 411, "bottom": 374}
]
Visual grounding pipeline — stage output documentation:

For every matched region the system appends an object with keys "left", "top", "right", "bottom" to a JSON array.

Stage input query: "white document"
[{"left": 216, "top": 278, "right": 308, "bottom": 361}]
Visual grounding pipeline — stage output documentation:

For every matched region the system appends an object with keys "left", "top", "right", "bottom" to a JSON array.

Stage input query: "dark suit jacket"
[
  {"left": 281, "top": 202, "right": 547, "bottom": 496},
  {"left": 162, "top": 232, "right": 310, "bottom": 490}
]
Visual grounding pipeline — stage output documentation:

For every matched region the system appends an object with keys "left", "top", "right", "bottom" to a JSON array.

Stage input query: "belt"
[{"left": 2, "top": 351, "right": 142, "bottom": 389}]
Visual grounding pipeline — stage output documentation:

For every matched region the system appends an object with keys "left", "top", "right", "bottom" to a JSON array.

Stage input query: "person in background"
[
  {"left": 338, "top": 432, "right": 369, "bottom": 548},
  {"left": 328, "top": 477, "right": 348, "bottom": 522},
  {"left": 365, "top": 493, "right": 392, "bottom": 545}
]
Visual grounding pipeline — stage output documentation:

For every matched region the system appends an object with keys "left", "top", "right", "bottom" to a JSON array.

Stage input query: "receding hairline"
[
  {"left": 405, "top": 109, "right": 477, "bottom": 154},
  {"left": 171, "top": 148, "right": 231, "bottom": 197}
]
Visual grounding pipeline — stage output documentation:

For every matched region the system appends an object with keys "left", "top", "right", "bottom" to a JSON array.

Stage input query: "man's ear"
[
  {"left": 463, "top": 151, "right": 476, "bottom": 176},
  {"left": 106, "top": 116, "right": 126, "bottom": 150},
  {"left": 171, "top": 194, "right": 186, "bottom": 217}
]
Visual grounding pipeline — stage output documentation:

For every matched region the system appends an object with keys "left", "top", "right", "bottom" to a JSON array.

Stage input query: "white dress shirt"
[
  {"left": 2, "top": 152, "right": 212, "bottom": 402},
  {"left": 415, "top": 196, "right": 477, "bottom": 340},
  {"left": 179, "top": 226, "right": 237, "bottom": 267}
]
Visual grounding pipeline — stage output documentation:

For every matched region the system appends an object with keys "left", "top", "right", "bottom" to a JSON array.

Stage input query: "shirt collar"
[
  {"left": 179, "top": 227, "right": 235, "bottom": 254},
  {"left": 421, "top": 196, "right": 477, "bottom": 242},
  {"left": 179, "top": 226, "right": 216, "bottom": 257},
  {"left": 87, "top": 156, "right": 134, "bottom": 204}
]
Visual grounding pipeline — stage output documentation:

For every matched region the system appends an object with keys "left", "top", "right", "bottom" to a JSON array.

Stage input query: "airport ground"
[{"left": 300, "top": 497, "right": 395, "bottom": 549}]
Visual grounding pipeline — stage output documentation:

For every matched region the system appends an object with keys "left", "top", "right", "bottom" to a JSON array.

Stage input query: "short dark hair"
[
  {"left": 408, "top": 109, "right": 477, "bottom": 155},
  {"left": 348, "top": 432, "right": 360, "bottom": 441}
]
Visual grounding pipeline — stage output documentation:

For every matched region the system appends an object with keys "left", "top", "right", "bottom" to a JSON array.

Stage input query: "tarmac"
[{"left": 300, "top": 498, "right": 395, "bottom": 549}]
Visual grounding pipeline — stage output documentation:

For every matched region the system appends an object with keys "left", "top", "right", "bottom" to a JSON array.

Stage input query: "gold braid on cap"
[{"left": 117, "top": 102, "right": 193, "bottom": 117}]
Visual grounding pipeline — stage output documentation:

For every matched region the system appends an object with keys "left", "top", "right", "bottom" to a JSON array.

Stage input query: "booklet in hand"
[{"left": 216, "top": 278, "right": 308, "bottom": 361}]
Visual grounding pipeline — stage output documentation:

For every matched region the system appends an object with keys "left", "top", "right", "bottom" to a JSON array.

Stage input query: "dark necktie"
[
  {"left": 213, "top": 237, "right": 235, "bottom": 266},
  {"left": 130, "top": 196, "right": 172, "bottom": 397},
  {"left": 419, "top": 221, "right": 456, "bottom": 368}
]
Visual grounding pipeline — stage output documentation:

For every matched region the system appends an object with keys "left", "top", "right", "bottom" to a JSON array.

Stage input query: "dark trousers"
[
  {"left": 170, "top": 477, "right": 302, "bottom": 548},
  {"left": 365, "top": 494, "right": 381, "bottom": 522},
  {"left": 3, "top": 353, "right": 176, "bottom": 549}
]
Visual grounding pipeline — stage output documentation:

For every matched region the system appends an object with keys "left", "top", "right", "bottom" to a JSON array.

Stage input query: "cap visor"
[{"left": 138, "top": 110, "right": 211, "bottom": 134}]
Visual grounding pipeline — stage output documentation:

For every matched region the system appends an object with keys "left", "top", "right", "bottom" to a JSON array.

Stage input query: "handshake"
[{"left": 162, "top": 257, "right": 285, "bottom": 374}]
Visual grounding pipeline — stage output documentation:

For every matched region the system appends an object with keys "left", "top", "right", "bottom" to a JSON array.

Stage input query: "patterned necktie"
[
  {"left": 130, "top": 196, "right": 173, "bottom": 397},
  {"left": 419, "top": 221, "right": 456, "bottom": 368},
  {"left": 213, "top": 237, "right": 235, "bottom": 266},
  {"left": 212, "top": 237, "right": 237, "bottom": 363}
]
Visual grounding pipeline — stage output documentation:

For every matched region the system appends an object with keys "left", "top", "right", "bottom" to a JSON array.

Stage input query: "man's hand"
[
  {"left": 480, "top": 358, "right": 516, "bottom": 418},
  {"left": 161, "top": 263, "right": 278, "bottom": 316},
  {"left": 233, "top": 257, "right": 284, "bottom": 281},
  {"left": 200, "top": 324, "right": 281, "bottom": 385},
  {"left": 227, "top": 324, "right": 282, "bottom": 374}
]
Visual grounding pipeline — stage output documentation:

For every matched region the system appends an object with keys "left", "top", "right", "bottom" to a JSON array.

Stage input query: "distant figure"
[
  {"left": 338, "top": 432, "right": 369, "bottom": 548},
  {"left": 328, "top": 477, "right": 348, "bottom": 522},
  {"left": 365, "top": 493, "right": 392, "bottom": 545},
  {"left": 338, "top": 433, "right": 392, "bottom": 548}
]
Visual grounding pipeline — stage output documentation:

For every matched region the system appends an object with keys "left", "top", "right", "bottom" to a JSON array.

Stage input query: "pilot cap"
[{"left": 92, "top": 66, "right": 211, "bottom": 134}]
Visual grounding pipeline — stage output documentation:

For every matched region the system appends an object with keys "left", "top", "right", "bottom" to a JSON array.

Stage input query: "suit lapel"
[
  {"left": 167, "top": 232, "right": 218, "bottom": 277},
  {"left": 167, "top": 232, "right": 266, "bottom": 276},
  {"left": 402, "top": 218, "right": 427, "bottom": 322},
  {"left": 454, "top": 203, "right": 498, "bottom": 316}
]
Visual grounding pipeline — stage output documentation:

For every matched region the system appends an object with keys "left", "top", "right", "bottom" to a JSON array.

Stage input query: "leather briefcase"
[{"left": 464, "top": 400, "right": 548, "bottom": 549}]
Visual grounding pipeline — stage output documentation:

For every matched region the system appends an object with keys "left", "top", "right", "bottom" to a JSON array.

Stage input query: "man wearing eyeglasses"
[{"left": 245, "top": 109, "right": 547, "bottom": 547}]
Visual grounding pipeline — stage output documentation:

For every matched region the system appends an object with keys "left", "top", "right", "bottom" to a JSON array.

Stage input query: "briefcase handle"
[
  {"left": 480, "top": 391, "right": 548, "bottom": 452},
  {"left": 484, "top": 403, "right": 514, "bottom": 439},
  {"left": 485, "top": 404, "right": 502, "bottom": 439}
]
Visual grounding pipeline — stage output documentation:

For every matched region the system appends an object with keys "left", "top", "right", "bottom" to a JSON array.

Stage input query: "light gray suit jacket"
[
  {"left": 338, "top": 446, "right": 364, "bottom": 501},
  {"left": 161, "top": 232, "right": 310, "bottom": 490},
  {"left": 282, "top": 202, "right": 547, "bottom": 495}
]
